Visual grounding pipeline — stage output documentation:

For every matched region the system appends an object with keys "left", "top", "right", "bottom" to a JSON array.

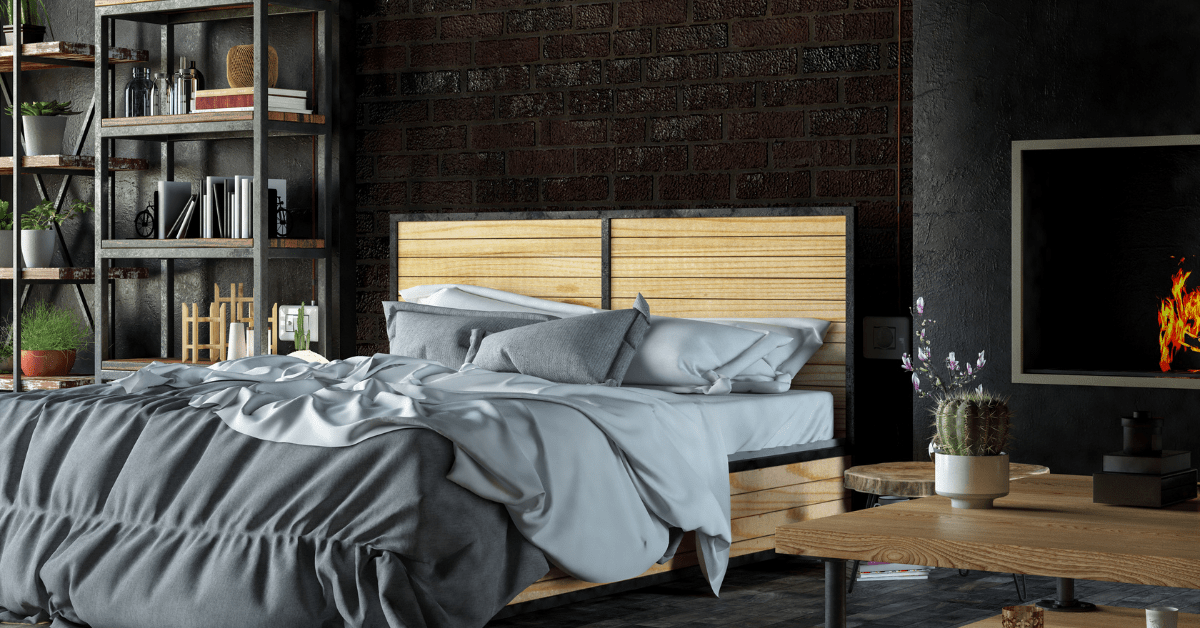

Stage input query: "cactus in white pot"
[{"left": 903, "top": 298, "right": 1012, "bottom": 509}]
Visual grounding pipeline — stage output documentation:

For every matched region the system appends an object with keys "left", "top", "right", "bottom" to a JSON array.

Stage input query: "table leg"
[
  {"left": 1037, "top": 577, "right": 1096, "bottom": 612},
  {"left": 846, "top": 493, "right": 878, "bottom": 594},
  {"left": 825, "top": 558, "right": 847, "bottom": 628}
]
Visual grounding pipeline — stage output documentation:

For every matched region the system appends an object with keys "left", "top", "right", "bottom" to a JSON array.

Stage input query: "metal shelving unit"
[{"left": 93, "top": 0, "right": 339, "bottom": 382}]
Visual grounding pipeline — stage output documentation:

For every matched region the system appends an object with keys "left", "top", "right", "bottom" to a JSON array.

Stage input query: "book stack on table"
[
  {"left": 192, "top": 87, "right": 310, "bottom": 114},
  {"left": 856, "top": 561, "right": 932, "bottom": 581}
]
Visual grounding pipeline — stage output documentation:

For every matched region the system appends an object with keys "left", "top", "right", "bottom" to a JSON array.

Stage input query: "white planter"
[
  {"left": 21, "top": 115, "right": 67, "bottom": 156},
  {"left": 21, "top": 229, "right": 56, "bottom": 268},
  {"left": 934, "top": 452, "right": 1010, "bottom": 509},
  {"left": 0, "top": 230, "right": 14, "bottom": 268}
]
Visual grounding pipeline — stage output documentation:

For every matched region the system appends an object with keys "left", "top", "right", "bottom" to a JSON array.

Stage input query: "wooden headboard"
[{"left": 390, "top": 209, "right": 853, "bottom": 440}]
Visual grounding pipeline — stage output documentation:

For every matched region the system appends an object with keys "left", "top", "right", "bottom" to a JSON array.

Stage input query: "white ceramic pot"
[
  {"left": 21, "top": 115, "right": 67, "bottom": 156},
  {"left": 0, "top": 229, "right": 14, "bottom": 268},
  {"left": 21, "top": 229, "right": 56, "bottom": 268},
  {"left": 934, "top": 452, "right": 1010, "bottom": 509}
]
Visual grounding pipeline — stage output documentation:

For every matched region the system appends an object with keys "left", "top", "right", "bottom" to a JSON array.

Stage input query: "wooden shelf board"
[
  {"left": 962, "top": 605, "right": 1200, "bottom": 627},
  {"left": 0, "top": 155, "right": 148, "bottom": 173},
  {"left": 0, "top": 374, "right": 93, "bottom": 391},
  {"left": 0, "top": 41, "right": 147, "bottom": 70},
  {"left": 103, "top": 238, "right": 324, "bottom": 249},
  {"left": 0, "top": 267, "right": 149, "bottom": 281},
  {"left": 103, "top": 357, "right": 214, "bottom": 371},
  {"left": 102, "top": 111, "right": 325, "bottom": 127}
]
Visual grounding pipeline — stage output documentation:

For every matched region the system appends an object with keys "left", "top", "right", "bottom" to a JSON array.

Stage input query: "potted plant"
[
  {"left": 0, "top": 0, "right": 50, "bottom": 45},
  {"left": 19, "top": 198, "right": 91, "bottom": 268},
  {"left": 0, "top": 199, "right": 12, "bottom": 269},
  {"left": 19, "top": 300, "right": 89, "bottom": 377},
  {"left": 0, "top": 319, "right": 12, "bottom": 373},
  {"left": 903, "top": 297, "right": 1013, "bottom": 509},
  {"left": 5, "top": 101, "right": 80, "bottom": 156}
]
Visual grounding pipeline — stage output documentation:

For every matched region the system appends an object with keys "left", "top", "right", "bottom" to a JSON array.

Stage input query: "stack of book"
[
  {"left": 856, "top": 561, "right": 932, "bottom": 581},
  {"left": 192, "top": 87, "right": 310, "bottom": 115},
  {"left": 155, "top": 178, "right": 287, "bottom": 239}
]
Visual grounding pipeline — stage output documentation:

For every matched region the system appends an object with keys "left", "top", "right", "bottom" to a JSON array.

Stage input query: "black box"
[
  {"left": 1093, "top": 468, "right": 1198, "bottom": 507},
  {"left": 1103, "top": 450, "right": 1191, "bottom": 475}
]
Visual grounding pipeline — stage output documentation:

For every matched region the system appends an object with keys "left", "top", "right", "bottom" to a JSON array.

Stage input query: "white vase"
[
  {"left": 934, "top": 452, "right": 1010, "bottom": 509},
  {"left": 21, "top": 115, "right": 67, "bottom": 156},
  {"left": 0, "top": 230, "right": 15, "bottom": 268},
  {"left": 20, "top": 229, "right": 56, "bottom": 268}
]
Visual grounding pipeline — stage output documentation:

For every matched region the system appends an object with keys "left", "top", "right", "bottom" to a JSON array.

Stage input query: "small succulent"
[
  {"left": 5, "top": 100, "right": 80, "bottom": 117},
  {"left": 933, "top": 388, "right": 1012, "bottom": 456}
]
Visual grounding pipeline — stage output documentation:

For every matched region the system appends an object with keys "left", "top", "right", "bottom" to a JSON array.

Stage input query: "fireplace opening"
[{"left": 1014, "top": 136, "right": 1200, "bottom": 388}]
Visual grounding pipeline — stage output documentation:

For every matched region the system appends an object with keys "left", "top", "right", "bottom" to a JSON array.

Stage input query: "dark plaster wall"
[
  {"left": 0, "top": 6, "right": 336, "bottom": 365},
  {"left": 913, "top": 1, "right": 1200, "bottom": 471}
]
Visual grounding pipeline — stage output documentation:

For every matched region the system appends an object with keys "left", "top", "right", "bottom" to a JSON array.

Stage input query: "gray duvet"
[{"left": 0, "top": 372, "right": 548, "bottom": 628}]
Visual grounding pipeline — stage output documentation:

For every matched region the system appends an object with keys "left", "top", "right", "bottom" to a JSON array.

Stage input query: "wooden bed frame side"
[{"left": 389, "top": 208, "right": 855, "bottom": 609}]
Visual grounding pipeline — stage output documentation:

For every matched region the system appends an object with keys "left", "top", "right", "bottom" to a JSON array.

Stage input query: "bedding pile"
[{"left": 0, "top": 353, "right": 734, "bottom": 628}]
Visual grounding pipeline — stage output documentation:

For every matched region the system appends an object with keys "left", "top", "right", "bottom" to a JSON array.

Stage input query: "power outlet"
[
  {"left": 862, "top": 316, "right": 910, "bottom": 360},
  {"left": 278, "top": 304, "right": 319, "bottom": 342}
]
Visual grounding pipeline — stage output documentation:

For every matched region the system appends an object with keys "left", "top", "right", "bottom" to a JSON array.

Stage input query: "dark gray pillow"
[
  {"left": 382, "top": 301, "right": 556, "bottom": 368},
  {"left": 464, "top": 295, "right": 651, "bottom": 385}
]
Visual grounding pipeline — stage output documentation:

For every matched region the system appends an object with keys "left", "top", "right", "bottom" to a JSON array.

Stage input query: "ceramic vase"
[
  {"left": 1, "top": 24, "right": 46, "bottom": 45},
  {"left": 21, "top": 115, "right": 67, "bottom": 156},
  {"left": 934, "top": 452, "right": 1010, "bottom": 509},
  {"left": 20, "top": 349, "right": 75, "bottom": 377},
  {"left": 20, "top": 229, "right": 55, "bottom": 267}
]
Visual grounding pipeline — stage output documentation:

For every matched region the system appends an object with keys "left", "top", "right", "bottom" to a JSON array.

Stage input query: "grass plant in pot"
[
  {"left": 903, "top": 297, "right": 1013, "bottom": 509},
  {"left": 20, "top": 198, "right": 91, "bottom": 268},
  {"left": 6, "top": 101, "right": 81, "bottom": 156},
  {"left": 19, "top": 300, "right": 89, "bottom": 377},
  {"left": 0, "top": 0, "right": 50, "bottom": 45},
  {"left": 0, "top": 320, "right": 12, "bottom": 374}
]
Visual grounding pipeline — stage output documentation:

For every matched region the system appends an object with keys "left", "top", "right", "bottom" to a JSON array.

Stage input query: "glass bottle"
[
  {"left": 145, "top": 69, "right": 159, "bottom": 116},
  {"left": 153, "top": 72, "right": 170, "bottom": 116},
  {"left": 123, "top": 67, "right": 151, "bottom": 117},
  {"left": 171, "top": 57, "right": 193, "bottom": 115}
]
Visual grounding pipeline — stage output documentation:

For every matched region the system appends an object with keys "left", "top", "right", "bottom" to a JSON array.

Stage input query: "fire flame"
[{"left": 1158, "top": 267, "right": 1200, "bottom": 371}]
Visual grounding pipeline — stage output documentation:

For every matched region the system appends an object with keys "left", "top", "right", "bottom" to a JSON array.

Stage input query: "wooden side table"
[{"left": 842, "top": 460, "right": 1050, "bottom": 594}]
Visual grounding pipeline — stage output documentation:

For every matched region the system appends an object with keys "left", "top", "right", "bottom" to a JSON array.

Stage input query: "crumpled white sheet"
[{"left": 113, "top": 354, "right": 734, "bottom": 594}]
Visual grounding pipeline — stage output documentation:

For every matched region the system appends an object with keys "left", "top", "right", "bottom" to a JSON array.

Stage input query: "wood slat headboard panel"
[{"left": 392, "top": 210, "right": 853, "bottom": 440}]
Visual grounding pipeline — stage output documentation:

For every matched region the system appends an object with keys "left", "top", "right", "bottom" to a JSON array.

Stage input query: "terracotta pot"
[
  {"left": 934, "top": 452, "right": 1010, "bottom": 509},
  {"left": 20, "top": 349, "right": 75, "bottom": 377},
  {"left": 2, "top": 24, "right": 46, "bottom": 45}
]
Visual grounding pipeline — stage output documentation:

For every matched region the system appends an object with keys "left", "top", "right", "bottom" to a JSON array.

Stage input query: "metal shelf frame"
[{"left": 93, "top": 0, "right": 339, "bottom": 382}]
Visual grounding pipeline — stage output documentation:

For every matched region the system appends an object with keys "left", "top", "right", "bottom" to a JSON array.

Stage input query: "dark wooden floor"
[{"left": 489, "top": 558, "right": 1200, "bottom": 627}]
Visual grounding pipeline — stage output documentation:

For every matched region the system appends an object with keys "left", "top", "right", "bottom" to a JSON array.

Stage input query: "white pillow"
[
  {"left": 695, "top": 318, "right": 831, "bottom": 393},
  {"left": 401, "top": 284, "right": 601, "bottom": 317}
]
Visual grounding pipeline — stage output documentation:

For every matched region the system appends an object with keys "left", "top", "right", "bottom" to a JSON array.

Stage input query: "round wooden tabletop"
[{"left": 844, "top": 461, "right": 1051, "bottom": 497}]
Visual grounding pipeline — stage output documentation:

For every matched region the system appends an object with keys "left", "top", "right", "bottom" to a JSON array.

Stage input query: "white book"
[
  {"left": 241, "top": 179, "right": 253, "bottom": 238},
  {"left": 172, "top": 195, "right": 198, "bottom": 239},
  {"left": 858, "top": 562, "right": 931, "bottom": 573},
  {"left": 856, "top": 571, "right": 930, "bottom": 581},
  {"left": 194, "top": 105, "right": 312, "bottom": 115},
  {"left": 232, "top": 175, "right": 253, "bottom": 239}
]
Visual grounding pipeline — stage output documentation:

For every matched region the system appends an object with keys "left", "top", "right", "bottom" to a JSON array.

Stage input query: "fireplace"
[{"left": 1012, "top": 134, "right": 1200, "bottom": 389}]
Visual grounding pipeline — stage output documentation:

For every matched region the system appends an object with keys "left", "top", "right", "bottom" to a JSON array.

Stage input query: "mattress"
[{"left": 629, "top": 388, "right": 835, "bottom": 455}]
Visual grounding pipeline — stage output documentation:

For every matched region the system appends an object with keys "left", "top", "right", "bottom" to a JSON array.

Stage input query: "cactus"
[
  {"left": 295, "top": 304, "right": 310, "bottom": 351},
  {"left": 933, "top": 389, "right": 1011, "bottom": 456}
]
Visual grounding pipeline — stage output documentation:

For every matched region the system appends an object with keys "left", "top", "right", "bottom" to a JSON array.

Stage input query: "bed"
[
  {"left": 387, "top": 208, "right": 856, "bottom": 611},
  {"left": 0, "top": 208, "right": 854, "bottom": 628}
]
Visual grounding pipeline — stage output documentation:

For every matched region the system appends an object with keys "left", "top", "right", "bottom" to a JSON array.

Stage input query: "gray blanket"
[{"left": 0, "top": 377, "right": 548, "bottom": 628}]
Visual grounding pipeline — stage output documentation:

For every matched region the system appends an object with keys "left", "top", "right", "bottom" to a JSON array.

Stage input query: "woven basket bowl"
[{"left": 226, "top": 45, "right": 279, "bottom": 88}]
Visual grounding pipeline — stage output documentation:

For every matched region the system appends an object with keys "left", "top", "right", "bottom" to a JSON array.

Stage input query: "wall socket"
[
  {"left": 862, "top": 315, "right": 910, "bottom": 360},
  {"left": 278, "top": 304, "right": 319, "bottom": 342}
]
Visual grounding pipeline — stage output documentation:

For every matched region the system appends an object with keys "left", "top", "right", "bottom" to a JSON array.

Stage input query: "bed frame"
[{"left": 388, "top": 207, "right": 856, "bottom": 612}]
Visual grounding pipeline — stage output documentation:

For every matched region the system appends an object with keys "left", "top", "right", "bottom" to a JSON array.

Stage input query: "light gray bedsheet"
[{"left": 114, "top": 355, "right": 734, "bottom": 593}]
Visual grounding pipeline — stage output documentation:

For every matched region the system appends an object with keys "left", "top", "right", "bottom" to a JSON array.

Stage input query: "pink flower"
[
  {"left": 917, "top": 346, "right": 930, "bottom": 362},
  {"left": 912, "top": 373, "right": 920, "bottom": 391},
  {"left": 976, "top": 350, "right": 986, "bottom": 369},
  {"left": 916, "top": 297, "right": 924, "bottom": 315},
  {"left": 945, "top": 351, "right": 959, "bottom": 371},
  {"left": 901, "top": 353, "right": 914, "bottom": 371},
  {"left": 966, "top": 363, "right": 973, "bottom": 376}
]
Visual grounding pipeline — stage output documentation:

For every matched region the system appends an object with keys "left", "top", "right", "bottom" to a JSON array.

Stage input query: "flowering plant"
[{"left": 901, "top": 297, "right": 987, "bottom": 398}]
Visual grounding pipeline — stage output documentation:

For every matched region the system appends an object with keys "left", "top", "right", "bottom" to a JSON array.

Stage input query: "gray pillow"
[
  {"left": 382, "top": 301, "right": 556, "bottom": 368},
  {"left": 464, "top": 295, "right": 651, "bottom": 386}
]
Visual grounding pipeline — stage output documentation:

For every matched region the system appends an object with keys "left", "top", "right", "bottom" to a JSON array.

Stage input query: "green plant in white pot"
[
  {"left": 20, "top": 198, "right": 92, "bottom": 268},
  {"left": 903, "top": 297, "right": 1013, "bottom": 509},
  {"left": 0, "top": 199, "right": 13, "bottom": 269},
  {"left": 5, "top": 101, "right": 80, "bottom": 156}
]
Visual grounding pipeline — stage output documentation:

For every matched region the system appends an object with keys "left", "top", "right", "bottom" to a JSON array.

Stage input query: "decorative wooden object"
[
  {"left": 213, "top": 283, "right": 278, "bottom": 356},
  {"left": 226, "top": 44, "right": 278, "bottom": 88},
  {"left": 182, "top": 302, "right": 226, "bottom": 364},
  {"left": 964, "top": 606, "right": 1200, "bottom": 628},
  {"left": 778, "top": 475, "right": 1200, "bottom": 589},
  {"left": 0, "top": 374, "right": 92, "bottom": 391},
  {"left": 844, "top": 461, "right": 1050, "bottom": 498}
]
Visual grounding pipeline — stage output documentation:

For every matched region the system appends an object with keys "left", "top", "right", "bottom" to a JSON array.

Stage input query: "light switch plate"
[
  {"left": 862, "top": 316, "right": 910, "bottom": 360},
  {"left": 278, "top": 304, "right": 319, "bottom": 342}
]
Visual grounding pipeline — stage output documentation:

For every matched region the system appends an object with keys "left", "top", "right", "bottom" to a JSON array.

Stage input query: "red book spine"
[{"left": 195, "top": 94, "right": 256, "bottom": 109}]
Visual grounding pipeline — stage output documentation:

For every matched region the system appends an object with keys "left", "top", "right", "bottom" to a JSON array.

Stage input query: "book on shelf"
[
  {"left": 194, "top": 96, "right": 308, "bottom": 111},
  {"left": 856, "top": 570, "right": 930, "bottom": 581},
  {"left": 169, "top": 195, "right": 200, "bottom": 239},
  {"left": 194, "top": 105, "right": 313, "bottom": 115},
  {"left": 857, "top": 562, "right": 930, "bottom": 574},
  {"left": 156, "top": 181, "right": 192, "bottom": 239},
  {"left": 196, "top": 87, "right": 308, "bottom": 99}
]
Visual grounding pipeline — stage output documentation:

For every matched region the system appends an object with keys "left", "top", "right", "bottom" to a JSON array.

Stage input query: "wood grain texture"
[
  {"left": 777, "top": 475, "right": 1200, "bottom": 588},
  {"left": 0, "top": 41, "right": 147, "bottom": 70},
  {"left": 397, "top": 257, "right": 600, "bottom": 278},
  {"left": 843, "top": 462, "right": 1050, "bottom": 497},
  {"left": 611, "top": 236, "right": 845, "bottom": 257},
  {"left": 0, "top": 267, "right": 148, "bottom": 281},
  {"left": 614, "top": 298, "right": 847, "bottom": 320},
  {"left": 0, "top": 155, "right": 148, "bottom": 173},
  {"left": 103, "top": 238, "right": 324, "bottom": 249},
  {"left": 962, "top": 606, "right": 1200, "bottom": 628},
  {"left": 0, "top": 375, "right": 92, "bottom": 391},
  {"left": 610, "top": 216, "right": 846, "bottom": 237},
  {"left": 398, "top": 219, "right": 601, "bottom": 240},
  {"left": 733, "top": 498, "right": 845, "bottom": 541},
  {"left": 397, "top": 275, "right": 601, "bottom": 298},
  {"left": 102, "top": 111, "right": 325, "bottom": 126},
  {"left": 730, "top": 457, "right": 849, "bottom": 495},
  {"left": 612, "top": 277, "right": 846, "bottom": 300},
  {"left": 611, "top": 256, "right": 846, "bottom": 279},
  {"left": 398, "top": 238, "right": 602, "bottom": 258},
  {"left": 102, "top": 357, "right": 215, "bottom": 371}
]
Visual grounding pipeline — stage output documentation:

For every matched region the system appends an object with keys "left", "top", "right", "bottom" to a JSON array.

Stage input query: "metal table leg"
[
  {"left": 825, "top": 558, "right": 847, "bottom": 628},
  {"left": 1037, "top": 577, "right": 1096, "bottom": 612}
]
